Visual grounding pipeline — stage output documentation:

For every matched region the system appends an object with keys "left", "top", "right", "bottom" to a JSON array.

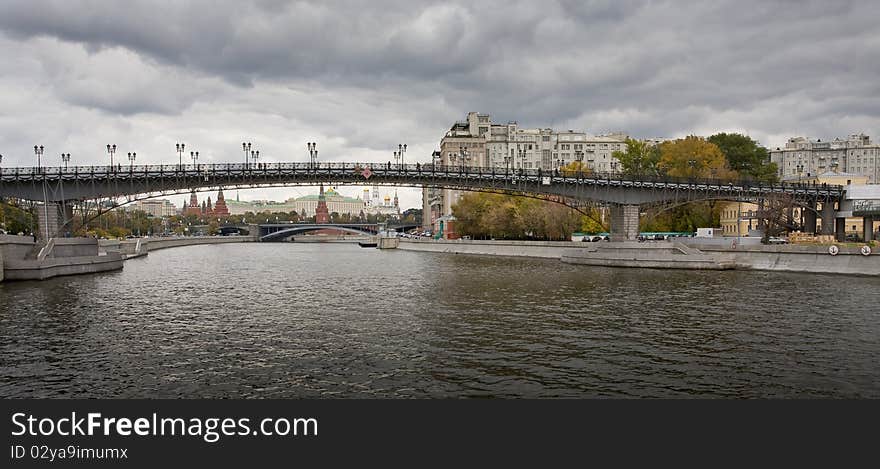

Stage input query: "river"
[{"left": 1, "top": 242, "right": 878, "bottom": 398}]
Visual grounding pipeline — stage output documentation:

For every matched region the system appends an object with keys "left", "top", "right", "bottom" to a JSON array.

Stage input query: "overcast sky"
[{"left": 1, "top": 0, "right": 878, "bottom": 209}]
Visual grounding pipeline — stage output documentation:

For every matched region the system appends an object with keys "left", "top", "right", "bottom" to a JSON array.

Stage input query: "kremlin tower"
[
  {"left": 181, "top": 190, "right": 231, "bottom": 218},
  {"left": 184, "top": 191, "right": 202, "bottom": 217},
  {"left": 315, "top": 183, "right": 330, "bottom": 224},
  {"left": 213, "top": 189, "right": 230, "bottom": 217}
]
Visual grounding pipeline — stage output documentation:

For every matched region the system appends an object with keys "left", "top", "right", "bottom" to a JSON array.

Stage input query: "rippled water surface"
[{"left": 1, "top": 243, "right": 878, "bottom": 398}]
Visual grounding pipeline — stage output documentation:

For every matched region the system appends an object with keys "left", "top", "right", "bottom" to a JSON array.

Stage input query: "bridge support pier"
[
  {"left": 36, "top": 202, "right": 73, "bottom": 241},
  {"left": 610, "top": 204, "right": 640, "bottom": 242},
  {"left": 803, "top": 200, "right": 817, "bottom": 234},
  {"left": 819, "top": 200, "right": 835, "bottom": 236},
  {"left": 863, "top": 216, "right": 874, "bottom": 242}
]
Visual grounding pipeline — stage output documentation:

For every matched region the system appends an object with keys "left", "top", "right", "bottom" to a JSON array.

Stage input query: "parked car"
[{"left": 767, "top": 236, "right": 789, "bottom": 244}]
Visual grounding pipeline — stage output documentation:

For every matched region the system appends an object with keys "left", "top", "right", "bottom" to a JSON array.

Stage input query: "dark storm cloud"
[{"left": 0, "top": 0, "right": 879, "bottom": 145}]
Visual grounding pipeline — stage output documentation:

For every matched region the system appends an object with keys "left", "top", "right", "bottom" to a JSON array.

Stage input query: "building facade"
[
  {"left": 130, "top": 199, "right": 177, "bottom": 218},
  {"left": 770, "top": 134, "right": 880, "bottom": 183},
  {"left": 291, "top": 187, "right": 366, "bottom": 218},
  {"left": 427, "top": 112, "right": 628, "bottom": 237}
]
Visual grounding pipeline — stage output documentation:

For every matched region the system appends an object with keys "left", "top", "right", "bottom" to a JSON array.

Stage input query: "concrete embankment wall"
[
  {"left": 3, "top": 254, "right": 124, "bottom": 281},
  {"left": 99, "top": 235, "right": 256, "bottom": 255},
  {"left": 685, "top": 243, "right": 880, "bottom": 276},
  {"left": 399, "top": 239, "right": 585, "bottom": 259},
  {"left": 144, "top": 236, "right": 255, "bottom": 252},
  {"left": 399, "top": 238, "right": 880, "bottom": 276},
  {"left": 1, "top": 235, "right": 124, "bottom": 281}
]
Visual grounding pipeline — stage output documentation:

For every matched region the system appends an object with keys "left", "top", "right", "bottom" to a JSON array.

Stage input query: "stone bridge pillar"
[
  {"left": 36, "top": 202, "right": 73, "bottom": 241},
  {"left": 610, "top": 204, "right": 640, "bottom": 242},
  {"left": 247, "top": 224, "right": 261, "bottom": 240},
  {"left": 803, "top": 200, "right": 817, "bottom": 234},
  {"left": 862, "top": 216, "right": 874, "bottom": 242},
  {"left": 819, "top": 200, "right": 835, "bottom": 236}
]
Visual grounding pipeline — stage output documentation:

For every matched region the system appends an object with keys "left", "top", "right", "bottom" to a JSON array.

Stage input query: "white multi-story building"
[
  {"left": 770, "top": 134, "right": 880, "bottom": 183},
  {"left": 130, "top": 199, "right": 177, "bottom": 217},
  {"left": 425, "top": 112, "right": 628, "bottom": 236}
]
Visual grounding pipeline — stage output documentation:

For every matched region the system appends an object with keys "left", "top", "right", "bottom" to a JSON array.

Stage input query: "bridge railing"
[{"left": 0, "top": 162, "right": 844, "bottom": 197}]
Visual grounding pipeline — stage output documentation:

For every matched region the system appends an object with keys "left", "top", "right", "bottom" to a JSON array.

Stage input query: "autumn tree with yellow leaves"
[{"left": 658, "top": 136, "right": 738, "bottom": 181}]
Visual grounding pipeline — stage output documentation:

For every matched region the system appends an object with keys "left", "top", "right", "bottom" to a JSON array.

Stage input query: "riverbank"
[
  {"left": 1, "top": 235, "right": 256, "bottom": 282},
  {"left": 398, "top": 238, "right": 880, "bottom": 276},
  {"left": 103, "top": 235, "right": 256, "bottom": 254},
  {"left": 1, "top": 235, "right": 124, "bottom": 281}
]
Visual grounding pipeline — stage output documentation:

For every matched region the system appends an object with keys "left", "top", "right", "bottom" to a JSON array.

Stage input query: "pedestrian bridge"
[{"left": 0, "top": 162, "right": 847, "bottom": 241}]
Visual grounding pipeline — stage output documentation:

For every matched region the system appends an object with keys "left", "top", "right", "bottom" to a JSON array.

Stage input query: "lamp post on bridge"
[
  {"left": 34, "top": 145, "right": 44, "bottom": 169},
  {"left": 61, "top": 153, "right": 70, "bottom": 170},
  {"left": 251, "top": 150, "right": 260, "bottom": 168},
  {"left": 128, "top": 152, "right": 136, "bottom": 168},
  {"left": 518, "top": 147, "right": 526, "bottom": 171},
  {"left": 190, "top": 151, "right": 199, "bottom": 165},
  {"left": 307, "top": 142, "right": 317, "bottom": 167},
  {"left": 106, "top": 144, "right": 116, "bottom": 168},
  {"left": 176, "top": 143, "right": 185, "bottom": 167},
  {"left": 398, "top": 143, "right": 407, "bottom": 166},
  {"left": 242, "top": 142, "right": 251, "bottom": 167}
]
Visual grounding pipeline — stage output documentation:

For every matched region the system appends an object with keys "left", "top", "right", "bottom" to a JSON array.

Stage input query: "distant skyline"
[{"left": 1, "top": 0, "right": 878, "bottom": 209}]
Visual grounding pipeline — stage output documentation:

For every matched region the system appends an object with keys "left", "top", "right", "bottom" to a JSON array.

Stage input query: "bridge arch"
[{"left": 260, "top": 225, "right": 377, "bottom": 241}]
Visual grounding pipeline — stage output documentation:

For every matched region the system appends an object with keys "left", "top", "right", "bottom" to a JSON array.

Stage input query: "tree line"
[{"left": 452, "top": 133, "right": 778, "bottom": 239}]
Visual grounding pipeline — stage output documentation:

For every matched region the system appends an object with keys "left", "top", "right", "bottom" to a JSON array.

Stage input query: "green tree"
[
  {"left": 453, "top": 192, "right": 584, "bottom": 240},
  {"left": 658, "top": 136, "right": 737, "bottom": 180},
  {"left": 707, "top": 133, "right": 778, "bottom": 183},
  {"left": 613, "top": 138, "right": 662, "bottom": 177},
  {"left": 0, "top": 200, "right": 36, "bottom": 235}
]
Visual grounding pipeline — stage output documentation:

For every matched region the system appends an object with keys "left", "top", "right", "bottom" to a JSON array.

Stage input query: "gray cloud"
[{"left": 1, "top": 0, "right": 879, "bottom": 207}]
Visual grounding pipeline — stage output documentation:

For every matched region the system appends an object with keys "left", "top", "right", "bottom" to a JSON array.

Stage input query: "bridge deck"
[{"left": 0, "top": 162, "right": 844, "bottom": 205}]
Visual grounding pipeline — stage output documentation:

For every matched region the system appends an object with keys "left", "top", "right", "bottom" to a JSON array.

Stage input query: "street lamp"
[
  {"left": 34, "top": 145, "right": 44, "bottom": 169},
  {"left": 61, "top": 153, "right": 70, "bottom": 170},
  {"left": 251, "top": 150, "right": 260, "bottom": 167},
  {"left": 687, "top": 159, "right": 697, "bottom": 178},
  {"left": 518, "top": 148, "right": 526, "bottom": 170},
  {"left": 398, "top": 143, "right": 407, "bottom": 166},
  {"left": 176, "top": 143, "right": 185, "bottom": 167},
  {"left": 307, "top": 142, "right": 317, "bottom": 167},
  {"left": 394, "top": 150, "right": 400, "bottom": 166},
  {"left": 242, "top": 142, "right": 251, "bottom": 167},
  {"left": 458, "top": 145, "right": 470, "bottom": 169},
  {"left": 106, "top": 144, "right": 116, "bottom": 167},
  {"left": 128, "top": 152, "right": 136, "bottom": 168},
  {"left": 190, "top": 151, "right": 199, "bottom": 165}
]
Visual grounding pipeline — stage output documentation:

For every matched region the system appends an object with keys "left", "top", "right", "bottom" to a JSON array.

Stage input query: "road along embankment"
[{"left": 398, "top": 238, "right": 880, "bottom": 276}]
